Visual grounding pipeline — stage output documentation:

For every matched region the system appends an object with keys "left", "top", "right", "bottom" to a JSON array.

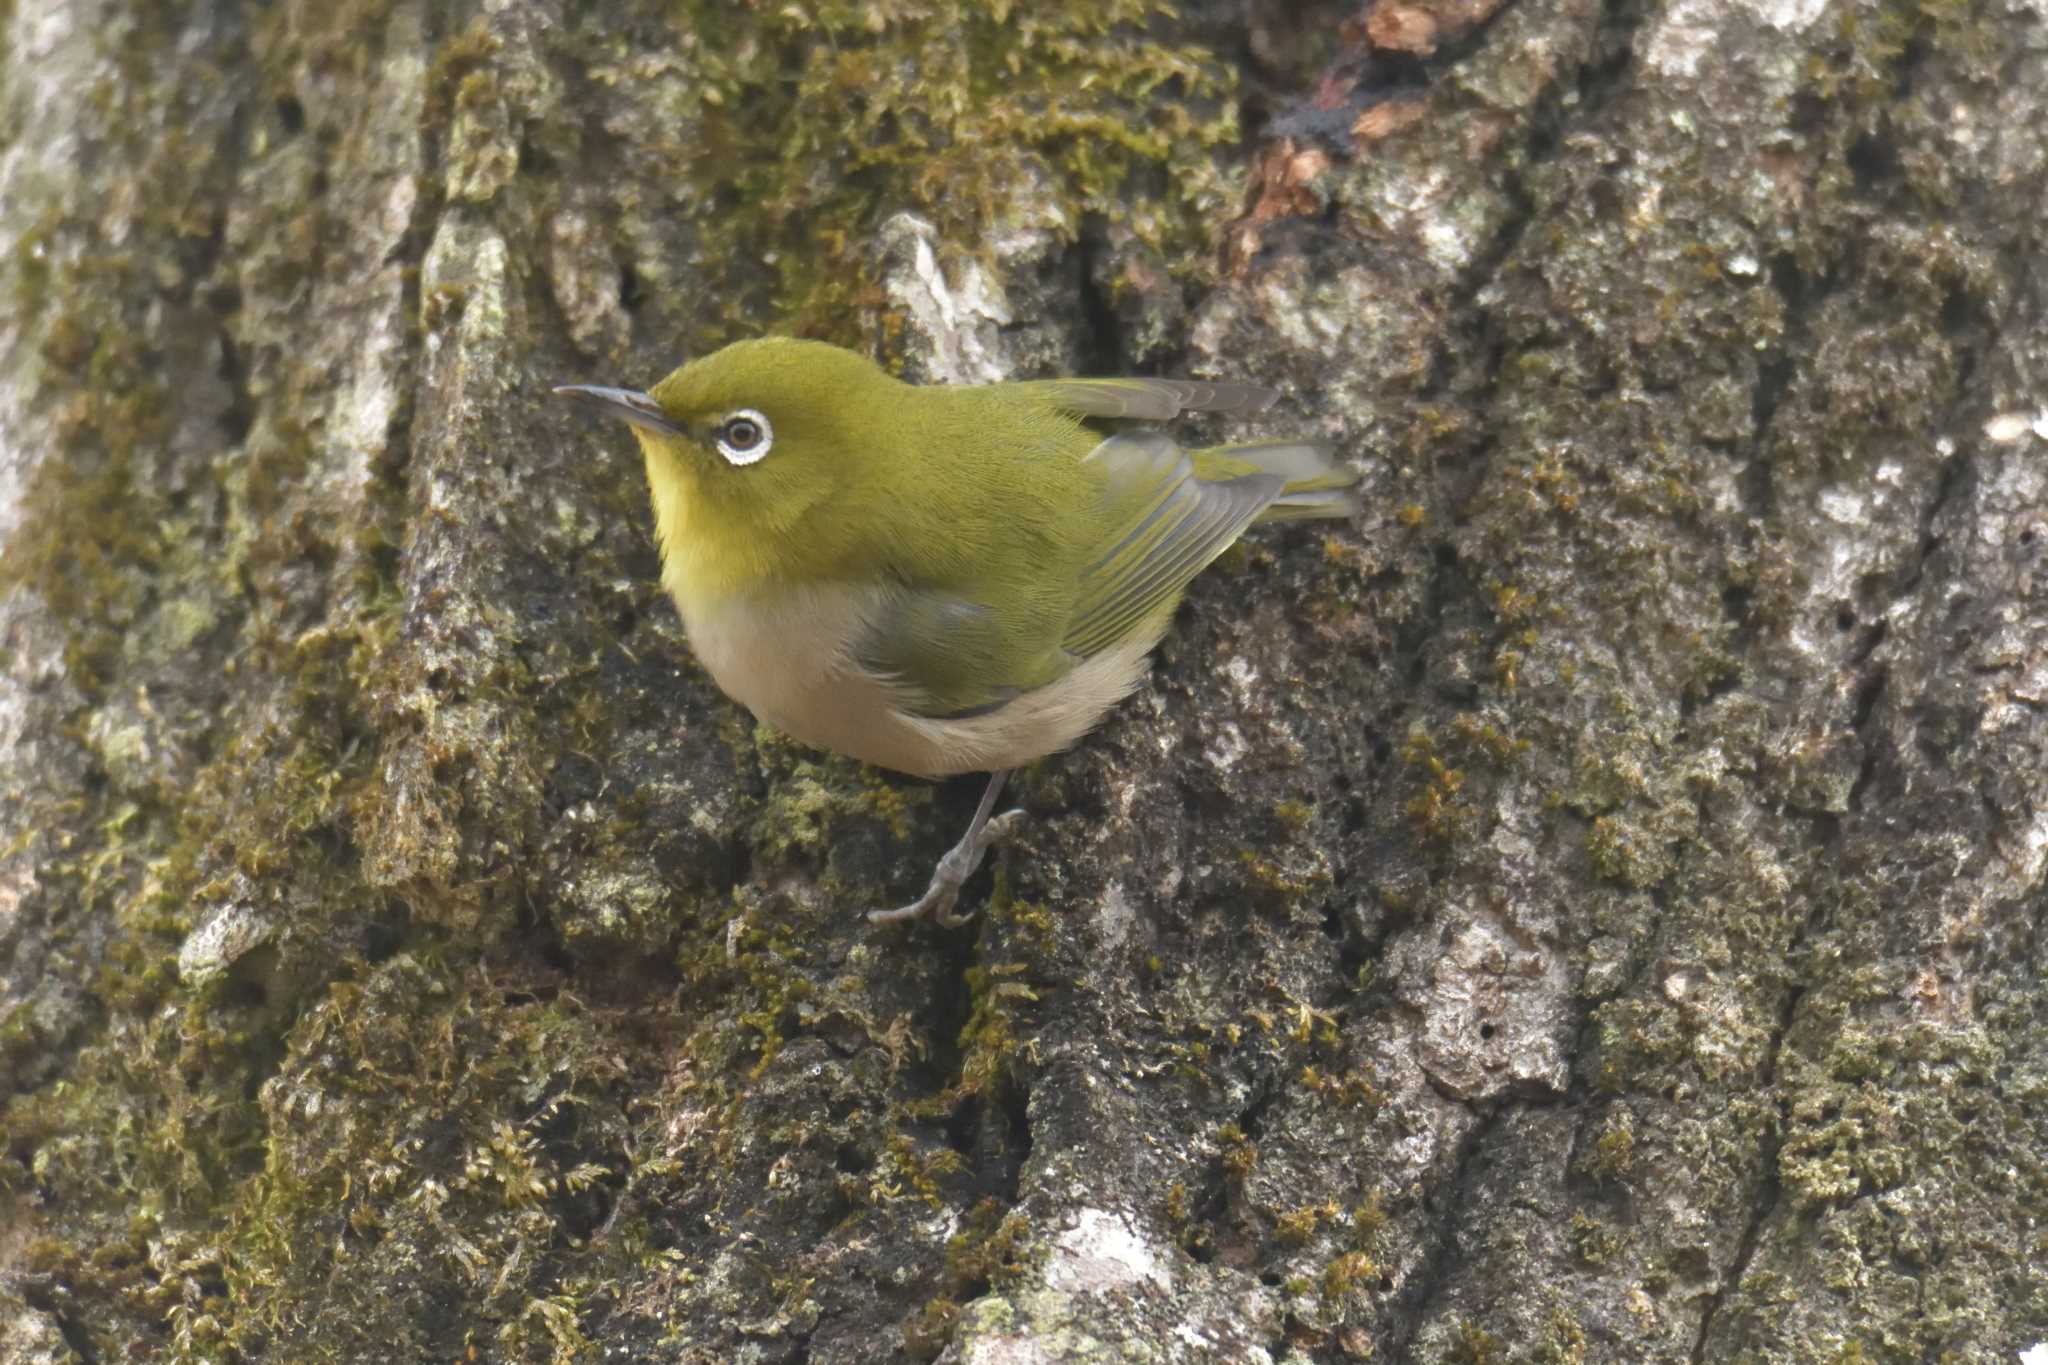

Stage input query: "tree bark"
[{"left": 3, "top": 1, "right": 2045, "bottom": 1361}]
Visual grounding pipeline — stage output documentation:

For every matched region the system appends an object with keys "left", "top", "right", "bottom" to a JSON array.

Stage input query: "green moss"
[
  {"left": 1449, "top": 1318, "right": 1508, "bottom": 1364},
  {"left": 1401, "top": 730, "right": 1470, "bottom": 846},
  {"left": 951, "top": 962, "right": 1039, "bottom": 1102},
  {"left": 425, "top": 17, "right": 505, "bottom": 122},
  {"left": 1533, "top": 1307, "right": 1590, "bottom": 1364},
  {"left": 0, "top": 11, "right": 522, "bottom": 1353},
  {"left": 624, "top": 0, "right": 1241, "bottom": 334},
  {"left": 942, "top": 1197, "right": 1034, "bottom": 1296},
  {"left": 0, "top": 39, "right": 413, "bottom": 1357},
  {"left": 729, "top": 726, "right": 907, "bottom": 899},
  {"left": 687, "top": 897, "right": 822, "bottom": 1076},
  {"left": 1235, "top": 845, "right": 1334, "bottom": 905},
  {"left": 1584, "top": 814, "right": 1676, "bottom": 890},
  {"left": 1580, "top": 1107, "right": 1636, "bottom": 1178},
  {"left": 1272, "top": 798, "right": 1313, "bottom": 835},
  {"left": 1216, "top": 1121, "right": 1257, "bottom": 1183},
  {"left": 876, "top": 1133, "right": 968, "bottom": 1211},
  {"left": 902, "top": 1296, "right": 963, "bottom": 1360},
  {"left": 1566, "top": 1210, "right": 1618, "bottom": 1268},
  {"left": 1273, "top": 1202, "right": 1325, "bottom": 1245},
  {"left": 0, "top": 408, "right": 173, "bottom": 694},
  {"left": 1299, "top": 1064, "right": 1381, "bottom": 1109},
  {"left": 187, "top": 956, "right": 644, "bottom": 1358},
  {"left": 1321, "top": 1250, "right": 1377, "bottom": 1299},
  {"left": 1163, "top": 1179, "right": 1191, "bottom": 1225},
  {"left": 986, "top": 881, "right": 1060, "bottom": 953}
]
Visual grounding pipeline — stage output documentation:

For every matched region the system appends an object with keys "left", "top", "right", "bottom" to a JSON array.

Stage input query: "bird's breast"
[
  {"left": 673, "top": 583, "right": 1153, "bottom": 779},
  {"left": 676, "top": 582, "right": 921, "bottom": 766}
]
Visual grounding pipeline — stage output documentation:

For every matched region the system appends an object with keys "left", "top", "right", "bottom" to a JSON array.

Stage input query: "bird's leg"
[{"left": 868, "top": 769, "right": 1021, "bottom": 927}]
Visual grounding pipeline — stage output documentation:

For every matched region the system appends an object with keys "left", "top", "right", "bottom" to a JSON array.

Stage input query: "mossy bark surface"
[{"left": 3, "top": 1, "right": 2046, "bottom": 1361}]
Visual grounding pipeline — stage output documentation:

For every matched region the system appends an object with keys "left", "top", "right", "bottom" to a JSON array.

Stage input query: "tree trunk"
[{"left": 3, "top": 1, "right": 2045, "bottom": 1361}]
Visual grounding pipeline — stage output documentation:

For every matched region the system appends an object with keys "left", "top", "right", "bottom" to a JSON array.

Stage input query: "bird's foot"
[{"left": 868, "top": 809, "right": 1025, "bottom": 927}]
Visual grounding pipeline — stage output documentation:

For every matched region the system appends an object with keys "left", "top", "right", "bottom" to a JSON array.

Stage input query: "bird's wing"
[
  {"left": 854, "top": 591, "right": 1068, "bottom": 721},
  {"left": 855, "top": 425, "right": 1294, "bottom": 717},
  {"left": 1017, "top": 377, "right": 1279, "bottom": 421},
  {"left": 1061, "top": 431, "right": 1285, "bottom": 659}
]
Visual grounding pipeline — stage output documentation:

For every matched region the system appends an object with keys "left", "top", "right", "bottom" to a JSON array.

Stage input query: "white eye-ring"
[{"left": 714, "top": 409, "right": 773, "bottom": 465}]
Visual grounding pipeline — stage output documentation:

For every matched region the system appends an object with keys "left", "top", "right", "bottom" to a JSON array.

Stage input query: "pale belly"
[{"left": 676, "top": 583, "right": 1154, "bottom": 778}]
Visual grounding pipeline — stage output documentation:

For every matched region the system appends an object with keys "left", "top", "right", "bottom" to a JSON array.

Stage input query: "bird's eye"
[{"left": 714, "top": 409, "right": 773, "bottom": 466}]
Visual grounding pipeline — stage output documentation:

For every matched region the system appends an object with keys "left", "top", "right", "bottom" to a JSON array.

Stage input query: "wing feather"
[
  {"left": 853, "top": 421, "right": 1331, "bottom": 718},
  {"left": 854, "top": 592, "right": 1058, "bottom": 720},
  {"left": 1062, "top": 432, "right": 1283, "bottom": 658},
  {"left": 1019, "top": 377, "right": 1280, "bottom": 421}
]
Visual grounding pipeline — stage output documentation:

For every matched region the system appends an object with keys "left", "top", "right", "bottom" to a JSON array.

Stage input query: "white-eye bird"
[{"left": 557, "top": 338, "right": 1358, "bottom": 925}]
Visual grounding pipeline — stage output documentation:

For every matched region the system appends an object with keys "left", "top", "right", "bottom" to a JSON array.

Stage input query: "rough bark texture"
[{"left": 3, "top": 1, "right": 2046, "bottom": 1362}]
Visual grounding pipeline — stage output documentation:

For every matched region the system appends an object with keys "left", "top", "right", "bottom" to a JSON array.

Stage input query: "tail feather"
[
  {"left": 1258, "top": 486, "right": 1361, "bottom": 522},
  {"left": 1194, "top": 439, "right": 1360, "bottom": 523}
]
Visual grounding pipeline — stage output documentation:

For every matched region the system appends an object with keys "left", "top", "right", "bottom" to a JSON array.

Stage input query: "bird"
[{"left": 557, "top": 337, "right": 1358, "bottom": 925}]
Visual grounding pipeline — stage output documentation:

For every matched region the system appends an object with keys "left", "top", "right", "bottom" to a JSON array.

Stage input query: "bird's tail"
[{"left": 1197, "top": 440, "right": 1361, "bottom": 523}]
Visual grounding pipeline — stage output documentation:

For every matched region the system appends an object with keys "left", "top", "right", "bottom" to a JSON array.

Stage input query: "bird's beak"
[{"left": 553, "top": 384, "right": 687, "bottom": 436}]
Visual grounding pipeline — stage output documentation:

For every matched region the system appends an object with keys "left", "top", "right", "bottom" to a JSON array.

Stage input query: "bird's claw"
[{"left": 868, "top": 808, "right": 1024, "bottom": 927}]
